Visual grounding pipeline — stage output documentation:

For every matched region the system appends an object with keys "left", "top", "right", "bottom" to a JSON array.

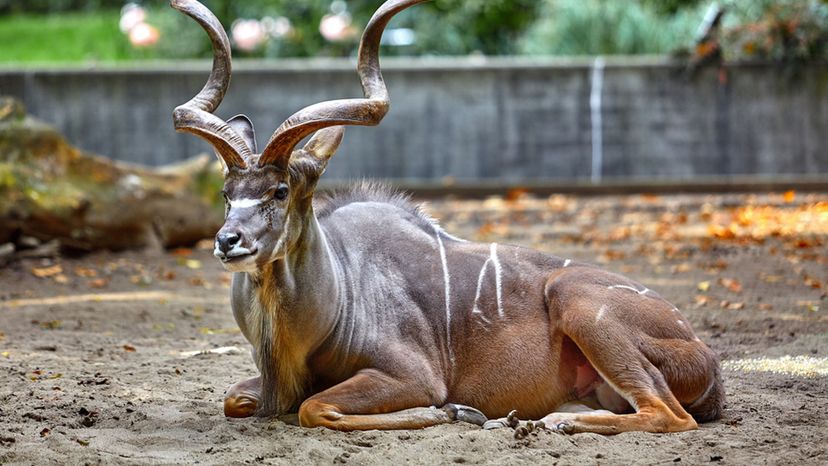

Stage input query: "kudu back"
[{"left": 172, "top": 0, "right": 723, "bottom": 434}]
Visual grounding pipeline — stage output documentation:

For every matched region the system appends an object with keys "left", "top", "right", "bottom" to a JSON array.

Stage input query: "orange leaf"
[
  {"left": 171, "top": 248, "right": 193, "bottom": 257},
  {"left": 31, "top": 264, "right": 62, "bottom": 278},
  {"left": 505, "top": 188, "right": 529, "bottom": 202},
  {"left": 718, "top": 278, "right": 743, "bottom": 294},
  {"left": 87, "top": 278, "right": 109, "bottom": 289},
  {"left": 74, "top": 267, "right": 98, "bottom": 278}
]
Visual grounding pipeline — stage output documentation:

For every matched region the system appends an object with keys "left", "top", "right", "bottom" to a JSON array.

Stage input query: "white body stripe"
[
  {"left": 433, "top": 225, "right": 454, "bottom": 364},
  {"left": 596, "top": 304, "right": 607, "bottom": 322},
  {"left": 472, "top": 256, "right": 493, "bottom": 324},
  {"left": 490, "top": 243, "right": 504, "bottom": 319},
  {"left": 608, "top": 284, "right": 650, "bottom": 295},
  {"left": 563, "top": 259, "right": 571, "bottom": 267}
]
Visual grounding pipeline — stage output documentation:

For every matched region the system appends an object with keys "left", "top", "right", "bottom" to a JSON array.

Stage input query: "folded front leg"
[{"left": 298, "top": 368, "right": 485, "bottom": 430}]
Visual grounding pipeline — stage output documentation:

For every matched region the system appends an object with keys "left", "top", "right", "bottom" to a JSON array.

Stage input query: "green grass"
[{"left": 0, "top": 11, "right": 133, "bottom": 63}]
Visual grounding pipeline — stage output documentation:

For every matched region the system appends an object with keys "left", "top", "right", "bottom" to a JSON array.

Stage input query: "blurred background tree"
[{"left": 0, "top": 0, "right": 825, "bottom": 63}]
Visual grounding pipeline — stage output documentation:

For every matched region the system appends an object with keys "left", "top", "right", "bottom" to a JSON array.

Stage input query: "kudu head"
[{"left": 172, "top": 0, "right": 423, "bottom": 272}]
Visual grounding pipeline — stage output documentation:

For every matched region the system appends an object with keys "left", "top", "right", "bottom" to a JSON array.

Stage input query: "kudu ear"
[
  {"left": 227, "top": 114, "right": 257, "bottom": 154},
  {"left": 303, "top": 126, "right": 345, "bottom": 162}
]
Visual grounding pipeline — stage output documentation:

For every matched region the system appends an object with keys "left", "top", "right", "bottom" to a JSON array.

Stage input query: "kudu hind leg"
[
  {"left": 298, "top": 369, "right": 486, "bottom": 431},
  {"left": 551, "top": 316, "right": 698, "bottom": 434}
]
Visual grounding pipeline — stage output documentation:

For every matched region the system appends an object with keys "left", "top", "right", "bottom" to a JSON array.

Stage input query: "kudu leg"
[
  {"left": 542, "top": 324, "right": 698, "bottom": 434},
  {"left": 486, "top": 316, "right": 698, "bottom": 435},
  {"left": 298, "top": 369, "right": 486, "bottom": 430},
  {"left": 224, "top": 376, "right": 262, "bottom": 418}
]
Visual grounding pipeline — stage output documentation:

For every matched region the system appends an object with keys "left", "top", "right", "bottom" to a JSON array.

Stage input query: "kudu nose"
[{"left": 216, "top": 231, "right": 241, "bottom": 253}]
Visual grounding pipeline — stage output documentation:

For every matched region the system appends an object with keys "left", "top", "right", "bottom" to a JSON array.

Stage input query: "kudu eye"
[{"left": 273, "top": 183, "right": 289, "bottom": 201}]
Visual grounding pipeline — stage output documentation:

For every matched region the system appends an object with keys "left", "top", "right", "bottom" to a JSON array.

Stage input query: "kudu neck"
[{"left": 254, "top": 207, "right": 343, "bottom": 347}]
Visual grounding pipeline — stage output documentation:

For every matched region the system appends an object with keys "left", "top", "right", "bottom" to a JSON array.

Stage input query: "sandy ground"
[{"left": 0, "top": 192, "right": 826, "bottom": 465}]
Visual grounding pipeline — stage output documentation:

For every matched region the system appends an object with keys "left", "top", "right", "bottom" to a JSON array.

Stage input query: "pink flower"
[
  {"left": 128, "top": 22, "right": 160, "bottom": 47},
  {"left": 232, "top": 19, "right": 267, "bottom": 52},
  {"left": 319, "top": 13, "right": 356, "bottom": 42},
  {"left": 119, "top": 4, "right": 146, "bottom": 33}
]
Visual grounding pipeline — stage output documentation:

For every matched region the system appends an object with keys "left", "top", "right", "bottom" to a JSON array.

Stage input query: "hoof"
[
  {"left": 443, "top": 403, "right": 488, "bottom": 426},
  {"left": 549, "top": 420, "right": 574, "bottom": 434},
  {"left": 482, "top": 410, "right": 520, "bottom": 430},
  {"left": 224, "top": 376, "right": 261, "bottom": 418},
  {"left": 224, "top": 394, "right": 258, "bottom": 418}
]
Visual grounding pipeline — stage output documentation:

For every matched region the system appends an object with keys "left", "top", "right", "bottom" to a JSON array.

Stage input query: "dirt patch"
[{"left": 1, "top": 192, "right": 826, "bottom": 464}]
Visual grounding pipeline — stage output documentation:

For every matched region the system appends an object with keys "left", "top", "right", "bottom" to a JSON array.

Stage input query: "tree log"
[{"left": 0, "top": 96, "right": 224, "bottom": 252}]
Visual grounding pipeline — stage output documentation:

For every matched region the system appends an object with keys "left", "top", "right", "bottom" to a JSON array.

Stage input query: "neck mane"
[{"left": 252, "top": 208, "right": 343, "bottom": 415}]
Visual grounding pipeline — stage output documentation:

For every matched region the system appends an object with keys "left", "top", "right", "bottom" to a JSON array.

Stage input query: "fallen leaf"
[
  {"left": 599, "top": 249, "right": 626, "bottom": 262},
  {"left": 697, "top": 281, "right": 711, "bottom": 292},
  {"left": 718, "top": 278, "right": 743, "bottom": 294},
  {"left": 32, "top": 264, "right": 62, "bottom": 278},
  {"left": 87, "top": 278, "right": 108, "bottom": 289},
  {"left": 73, "top": 267, "right": 97, "bottom": 278},
  {"left": 708, "top": 224, "right": 736, "bottom": 240},
  {"left": 182, "top": 259, "right": 202, "bottom": 269},
  {"left": 803, "top": 276, "right": 822, "bottom": 289},
  {"left": 672, "top": 263, "right": 692, "bottom": 274},
  {"left": 505, "top": 187, "right": 529, "bottom": 202},
  {"left": 720, "top": 301, "right": 745, "bottom": 310},
  {"left": 53, "top": 274, "right": 69, "bottom": 284},
  {"left": 783, "top": 190, "right": 796, "bottom": 203},
  {"left": 1, "top": 351, "right": 9, "bottom": 358},
  {"left": 694, "top": 295, "right": 711, "bottom": 307},
  {"left": 130, "top": 274, "right": 153, "bottom": 286},
  {"left": 758, "top": 303, "right": 774, "bottom": 311},
  {"left": 36, "top": 320, "right": 62, "bottom": 330},
  {"left": 171, "top": 248, "right": 193, "bottom": 257},
  {"left": 40, "top": 428, "right": 50, "bottom": 437},
  {"left": 761, "top": 274, "right": 783, "bottom": 283},
  {"left": 189, "top": 276, "right": 207, "bottom": 287},
  {"left": 122, "top": 344, "right": 136, "bottom": 352}
]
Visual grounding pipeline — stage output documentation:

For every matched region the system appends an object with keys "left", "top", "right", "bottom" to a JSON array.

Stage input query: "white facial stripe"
[
  {"left": 433, "top": 224, "right": 454, "bottom": 365},
  {"left": 490, "top": 243, "right": 504, "bottom": 319},
  {"left": 229, "top": 197, "right": 268, "bottom": 209}
]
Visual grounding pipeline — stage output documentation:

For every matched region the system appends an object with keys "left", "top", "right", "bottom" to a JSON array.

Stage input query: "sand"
[{"left": 1, "top": 192, "right": 825, "bottom": 465}]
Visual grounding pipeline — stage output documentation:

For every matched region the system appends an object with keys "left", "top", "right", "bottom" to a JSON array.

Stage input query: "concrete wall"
[{"left": 1, "top": 57, "right": 826, "bottom": 183}]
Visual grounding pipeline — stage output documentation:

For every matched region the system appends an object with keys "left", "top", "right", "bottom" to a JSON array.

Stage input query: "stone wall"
[{"left": 2, "top": 57, "right": 826, "bottom": 183}]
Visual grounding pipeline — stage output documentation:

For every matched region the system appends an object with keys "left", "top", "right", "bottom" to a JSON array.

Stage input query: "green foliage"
[
  {"left": 519, "top": 0, "right": 705, "bottom": 56},
  {"left": 639, "top": 0, "right": 705, "bottom": 16},
  {"left": 0, "top": 11, "right": 132, "bottom": 62},
  {"left": 723, "top": 0, "right": 828, "bottom": 63},
  {"left": 0, "top": 0, "right": 825, "bottom": 62},
  {"left": 0, "top": 0, "right": 128, "bottom": 14}
]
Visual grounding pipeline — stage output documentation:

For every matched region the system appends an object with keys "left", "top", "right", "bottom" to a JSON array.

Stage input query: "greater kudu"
[{"left": 172, "top": 0, "right": 724, "bottom": 434}]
